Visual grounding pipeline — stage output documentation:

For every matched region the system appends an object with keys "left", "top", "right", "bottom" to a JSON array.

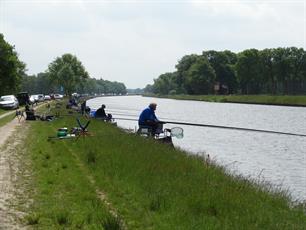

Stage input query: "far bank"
[{"left": 144, "top": 94, "right": 306, "bottom": 107}]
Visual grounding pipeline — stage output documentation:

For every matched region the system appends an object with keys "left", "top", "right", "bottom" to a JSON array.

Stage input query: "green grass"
[
  {"left": 0, "top": 108, "right": 9, "bottom": 115},
  {"left": 23, "top": 105, "right": 306, "bottom": 229},
  {"left": 0, "top": 114, "right": 15, "bottom": 128},
  {"left": 0, "top": 102, "right": 55, "bottom": 129},
  {"left": 19, "top": 103, "right": 123, "bottom": 228},
  {"left": 148, "top": 94, "right": 306, "bottom": 106},
  {"left": 23, "top": 123, "right": 119, "bottom": 228}
]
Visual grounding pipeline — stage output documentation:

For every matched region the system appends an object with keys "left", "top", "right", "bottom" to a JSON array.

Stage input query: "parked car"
[
  {"left": 29, "top": 95, "right": 36, "bottom": 104},
  {"left": 31, "top": 95, "right": 39, "bottom": 103},
  {"left": 16, "top": 92, "right": 30, "bottom": 106},
  {"left": 37, "top": 94, "right": 45, "bottom": 102},
  {"left": 44, "top": 95, "right": 51, "bottom": 100},
  {"left": 54, "top": 94, "right": 63, "bottom": 99},
  {"left": 0, "top": 95, "right": 19, "bottom": 109}
]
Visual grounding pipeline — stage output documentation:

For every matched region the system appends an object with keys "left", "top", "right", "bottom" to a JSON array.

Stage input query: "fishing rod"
[
  {"left": 110, "top": 112, "right": 180, "bottom": 122},
  {"left": 112, "top": 117, "right": 306, "bottom": 138},
  {"left": 110, "top": 112, "right": 138, "bottom": 117}
]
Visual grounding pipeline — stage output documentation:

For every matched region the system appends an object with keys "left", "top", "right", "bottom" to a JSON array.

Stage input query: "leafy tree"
[
  {"left": 272, "top": 48, "right": 292, "bottom": 94},
  {"left": 109, "top": 81, "right": 127, "bottom": 94},
  {"left": 175, "top": 54, "right": 199, "bottom": 94},
  {"left": 21, "top": 73, "right": 54, "bottom": 94},
  {"left": 0, "top": 33, "right": 26, "bottom": 95},
  {"left": 47, "top": 54, "right": 89, "bottom": 96},
  {"left": 21, "top": 75, "right": 37, "bottom": 94},
  {"left": 236, "top": 49, "right": 262, "bottom": 94},
  {"left": 143, "top": 84, "right": 154, "bottom": 93},
  {"left": 153, "top": 72, "right": 177, "bottom": 95},
  {"left": 203, "top": 50, "right": 237, "bottom": 94},
  {"left": 286, "top": 47, "right": 306, "bottom": 94},
  {"left": 77, "top": 78, "right": 127, "bottom": 95},
  {"left": 149, "top": 47, "right": 306, "bottom": 96},
  {"left": 259, "top": 49, "right": 276, "bottom": 94},
  {"left": 185, "top": 56, "right": 216, "bottom": 94},
  {"left": 223, "top": 50, "right": 238, "bottom": 65}
]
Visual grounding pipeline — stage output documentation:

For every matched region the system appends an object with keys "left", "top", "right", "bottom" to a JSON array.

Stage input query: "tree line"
[
  {"left": 0, "top": 33, "right": 127, "bottom": 96},
  {"left": 145, "top": 48, "right": 306, "bottom": 95},
  {"left": 21, "top": 70, "right": 127, "bottom": 96}
]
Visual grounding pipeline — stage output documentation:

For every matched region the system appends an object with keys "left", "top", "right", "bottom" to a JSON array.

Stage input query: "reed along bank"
[{"left": 21, "top": 105, "right": 306, "bottom": 229}]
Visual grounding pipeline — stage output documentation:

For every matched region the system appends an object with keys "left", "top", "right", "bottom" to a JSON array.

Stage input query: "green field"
[
  {"left": 17, "top": 104, "right": 306, "bottom": 229},
  {"left": 147, "top": 94, "right": 306, "bottom": 106}
]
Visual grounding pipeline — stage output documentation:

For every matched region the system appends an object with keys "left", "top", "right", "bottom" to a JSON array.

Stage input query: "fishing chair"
[
  {"left": 138, "top": 122, "right": 164, "bottom": 137},
  {"left": 75, "top": 118, "right": 91, "bottom": 138},
  {"left": 137, "top": 125, "right": 152, "bottom": 136},
  {"left": 15, "top": 110, "right": 25, "bottom": 122}
]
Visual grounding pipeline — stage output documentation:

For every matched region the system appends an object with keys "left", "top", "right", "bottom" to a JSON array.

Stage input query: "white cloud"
[{"left": 1, "top": 0, "right": 305, "bottom": 88}]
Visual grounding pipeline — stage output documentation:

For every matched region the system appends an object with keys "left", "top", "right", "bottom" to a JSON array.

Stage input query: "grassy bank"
[
  {"left": 147, "top": 94, "right": 306, "bottom": 106},
  {"left": 21, "top": 105, "right": 306, "bottom": 229},
  {"left": 0, "top": 113, "right": 15, "bottom": 128}
]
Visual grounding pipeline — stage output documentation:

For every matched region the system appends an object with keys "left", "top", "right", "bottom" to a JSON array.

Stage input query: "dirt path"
[
  {"left": 0, "top": 103, "right": 47, "bottom": 229},
  {"left": 0, "top": 118, "right": 27, "bottom": 229},
  {"left": 0, "top": 118, "right": 20, "bottom": 146}
]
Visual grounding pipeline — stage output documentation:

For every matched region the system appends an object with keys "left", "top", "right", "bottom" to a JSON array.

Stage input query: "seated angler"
[
  {"left": 95, "top": 104, "right": 112, "bottom": 121},
  {"left": 138, "top": 103, "right": 163, "bottom": 135},
  {"left": 25, "top": 104, "right": 36, "bottom": 120}
]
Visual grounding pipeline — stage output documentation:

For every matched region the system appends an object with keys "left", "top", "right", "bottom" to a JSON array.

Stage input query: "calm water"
[{"left": 87, "top": 96, "right": 306, "bottom": 201}]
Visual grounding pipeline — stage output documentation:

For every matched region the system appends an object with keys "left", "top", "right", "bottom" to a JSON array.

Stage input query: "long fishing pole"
[
  {"left": 110, "top": 112, "right": 138, "bottom": 117},
  {"left": 112, "top": 117, "right": 306, "bottom": 138},
  {"left": 111, "top": 112, "right": 180, "bottom": 122}
]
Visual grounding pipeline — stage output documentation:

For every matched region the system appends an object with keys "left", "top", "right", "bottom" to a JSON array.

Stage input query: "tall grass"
[{"left": 24, "top": 105, "right": 306, "bottom": 229}]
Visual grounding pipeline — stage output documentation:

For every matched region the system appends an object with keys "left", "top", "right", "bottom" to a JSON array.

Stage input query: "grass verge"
[
  {"left": 147, "top": 94, "right": 306, "bottom": 106},
  {"left": 0, "top": 114, "right": 15, "bottom": 128},
  {"left": 0, "top": 108, "right": 9, "bottom": 115},
  {"left": 23, "top": 105, "right": 306, "bottom": 229}
]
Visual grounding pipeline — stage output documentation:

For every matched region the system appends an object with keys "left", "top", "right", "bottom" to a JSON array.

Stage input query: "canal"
[{"left": 87, "top": 95, "right": 306, "bottom": 201}]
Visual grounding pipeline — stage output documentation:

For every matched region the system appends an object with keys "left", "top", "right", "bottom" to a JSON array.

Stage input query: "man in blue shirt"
[{"left": 138, "top": 103, "right": 163, "bottom": 135}]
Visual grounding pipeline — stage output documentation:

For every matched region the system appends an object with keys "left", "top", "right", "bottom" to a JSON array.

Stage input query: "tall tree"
[
  {"left": 185, "top": 56, "right": 216, "bottom": 94},
  {"left": 175, "top": 54, "right": 199, "bottom": 94},
  {"left": 153, "top": 72, "right": 177, "bottom": 95},
  {"left": 286, "top": 47, "right": 306, "bottom": 94},
  {"left": 76, "top": 78, "right": 127, "bottom": 95},
  {"left": 0, "top": 33, "right": 26, "bottom": 95},
  {"left": 47, "top": 54, "right": 89, "bottom": 96},
  {"left": 144, "top": 84, "right": 154, "bottom": 93},
  {"left": 259, "top": 49, "right": 276, "bottom": 94},
  {"left": 236, "top": 49, "right": 262, "bottom": 94},
  {"left": 272, "top": 48, "right": 292, "bottom": 94},
  {"left": 203, "top": 50, "right": 237, "bottom": 94}
]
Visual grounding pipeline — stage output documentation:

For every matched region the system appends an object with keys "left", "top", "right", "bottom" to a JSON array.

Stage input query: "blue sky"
[{"left": 0, "top": 0, "right": 305, "bottom": 88}]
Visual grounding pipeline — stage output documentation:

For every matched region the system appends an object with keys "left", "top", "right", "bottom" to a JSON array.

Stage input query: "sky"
[{"left": 0, "top": 0, "right": 305, "bottom": 88}]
